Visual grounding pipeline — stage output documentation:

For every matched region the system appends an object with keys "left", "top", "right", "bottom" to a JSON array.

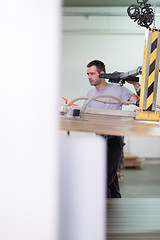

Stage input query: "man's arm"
[{"left": 127, "top": 80, "right": 140, "bottom": 103}]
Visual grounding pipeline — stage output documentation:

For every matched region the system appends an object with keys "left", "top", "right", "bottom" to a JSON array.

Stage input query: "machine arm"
[{"left": 99, "top": 66, "right": 142, "bottom": 86}]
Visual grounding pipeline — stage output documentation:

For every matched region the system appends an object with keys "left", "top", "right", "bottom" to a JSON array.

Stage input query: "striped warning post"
[
  {"left": 147, "top": 30, "right": 158, "bottom": 111},
  {"left": 137, "top": 28, "right": 160, "bottom": 121}
]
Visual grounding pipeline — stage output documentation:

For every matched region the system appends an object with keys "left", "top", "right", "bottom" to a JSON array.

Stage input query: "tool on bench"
[{"left": 58, "top": 97, "right": 80, "bottom": 117}]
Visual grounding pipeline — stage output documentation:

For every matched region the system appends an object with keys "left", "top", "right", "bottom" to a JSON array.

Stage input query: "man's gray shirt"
[{"left": 86, "top": 84, "right": 134, "bottom": 110}]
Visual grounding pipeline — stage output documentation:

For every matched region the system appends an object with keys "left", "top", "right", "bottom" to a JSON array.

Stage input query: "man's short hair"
[{"left": 87, "top": 60, "right": 106, "bottom": 73}]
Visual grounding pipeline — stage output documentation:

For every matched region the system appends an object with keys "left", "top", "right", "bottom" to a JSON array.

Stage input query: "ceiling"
[{"left": 63, "top": 0, "right": 160, "bottom": 7}]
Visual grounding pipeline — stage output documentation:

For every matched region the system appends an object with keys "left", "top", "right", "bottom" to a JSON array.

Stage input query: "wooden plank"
[
  {"left": 84, "top": 108, "right": 136, "bottom": 118},
  {"left": 107, "top": 198, "right": 160, "bottom": 240},
  {"left": 60, "top": 113, "right": 160, "bottom": 138}
]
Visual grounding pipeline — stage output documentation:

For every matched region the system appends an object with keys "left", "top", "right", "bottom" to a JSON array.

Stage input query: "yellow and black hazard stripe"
[
  {"left": 137, "top": 28, "right": 160, "bottom": 121},
  {"left": 146, "top": 30, "right": 159, "bottom": 111}
]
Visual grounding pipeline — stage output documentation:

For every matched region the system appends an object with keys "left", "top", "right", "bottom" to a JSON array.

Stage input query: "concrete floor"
[{"left": 119, "top": 160, "right": 160, "bottom": 198}]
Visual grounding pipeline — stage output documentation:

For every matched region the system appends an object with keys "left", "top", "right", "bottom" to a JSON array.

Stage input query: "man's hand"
[{"left": 129, "top": 93, "right": 139, "bottom": 103}]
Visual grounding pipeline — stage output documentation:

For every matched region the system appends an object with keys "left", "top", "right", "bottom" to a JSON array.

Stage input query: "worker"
[{"left": 86, "top": 60, "right": 140, "bottom": 198}]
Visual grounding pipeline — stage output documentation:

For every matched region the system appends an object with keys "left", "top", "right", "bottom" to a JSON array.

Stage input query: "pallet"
[
  {"left": 122, "top": 152, "right": 145, "bottom": 169},
  {"left": 122, "top": 160, "right": 141, "bottom": 169}
]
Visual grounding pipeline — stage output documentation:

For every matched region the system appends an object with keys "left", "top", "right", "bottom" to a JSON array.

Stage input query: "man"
[{"left": 86, "top": 60, "right": 140, "bottom": 198}]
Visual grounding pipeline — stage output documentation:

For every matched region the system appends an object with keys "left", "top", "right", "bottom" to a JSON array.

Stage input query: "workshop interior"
[{"left": 60, "top": 0, "right": 160, "bottom": 240}]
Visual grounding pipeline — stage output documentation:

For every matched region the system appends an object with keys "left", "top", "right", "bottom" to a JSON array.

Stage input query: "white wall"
[
  {"left": 61, "top": 7, "right": 145, "bottom": 101},
  {"left": 61, "top": 7, "right": 160, "bottom": 158}
]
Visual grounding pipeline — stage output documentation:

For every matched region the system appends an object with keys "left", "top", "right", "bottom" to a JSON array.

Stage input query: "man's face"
[{"left": 87, "top": 65, "right": 102, "bottom": 87}]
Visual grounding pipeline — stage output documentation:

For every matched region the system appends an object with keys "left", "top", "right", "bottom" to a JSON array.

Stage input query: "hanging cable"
[{"left": 127, "top": 0, "right": 154, "bottom": 28}]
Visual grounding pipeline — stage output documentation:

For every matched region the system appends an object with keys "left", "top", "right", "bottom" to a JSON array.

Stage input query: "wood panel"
[
  {"left": 60, "top": 113, "right": 160, "bottom": 138},
  {"left": 107, "top": 198, "right": 160, "bottom": 240}
]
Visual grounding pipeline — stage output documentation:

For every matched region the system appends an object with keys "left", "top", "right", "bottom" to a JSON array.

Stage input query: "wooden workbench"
[{"left": 60, "top": 112, "right": 160, "bottom": 138}]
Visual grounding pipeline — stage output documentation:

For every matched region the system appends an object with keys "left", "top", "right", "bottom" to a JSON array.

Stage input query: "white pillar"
[
  {"left": 0, "top": 1, "right": 61, "bottom": 239},
  {"left": 60, "top": 136, "right": 106, "bottom": 240}
]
